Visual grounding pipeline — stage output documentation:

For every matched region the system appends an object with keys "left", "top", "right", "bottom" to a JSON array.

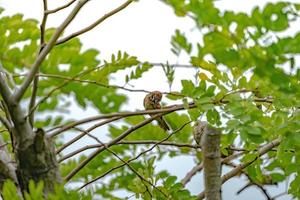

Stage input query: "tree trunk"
[
  {"left": 201, "top": 122, "right": 221, "bottom": 200},
  {"left": 15, "top": 128, "right": 62, "bottom": 195}
]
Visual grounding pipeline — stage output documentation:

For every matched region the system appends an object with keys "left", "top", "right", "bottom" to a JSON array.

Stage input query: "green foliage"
[
  {"left": 1, "top": 0, "right": 300, "bottom": 199},
  {"left": 2, "top": 180, "right": 93, "bottom": 200},
  {"left": 125, "top": 62, "right": 152, "bottom": 83},
  {"left": 2, "top": 180, "right": 21, "bottom": 200},
  {"left": 165, "top": 0, "right": 300, "bottom": 198},
  {"left": 171, "top": 29, "right": 192, "bottom": 56}
]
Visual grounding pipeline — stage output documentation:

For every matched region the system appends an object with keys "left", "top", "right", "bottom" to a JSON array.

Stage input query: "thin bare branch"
[
  {"left": 149, "top": 62, "right": 198, "bottom": 68},
  {"left": 87, "top": 135, "right": 166, "bottom": 198},
  {"left": 78, "top": 121, "right": 192, "bottom": 189},
  {"left": 197, "top": 138, "right": 281, "bottom": 200},
  {"left": 50, "top": 94, "right": 273, "bottom": 137},
  {"left": 56, "top": 0, "right": 134, "bottom": 45},
  {"left": 40, "top": 0, "right": 48, "bottom": 46},
  {"left": 56, "top": 117, "right": 121, "bottom": 154},
  {"left": 13, "top": 0, "right": 89, "bottom": 102},
  {"left": 59, "top": 140, "right": 200, "bottom": 162},
  {"left": 35, "top": 73, "right": 185, "bottom": 97},
  {"left": 50, "top": 102, "right": 195, "bottom": 137},
  {"left": 181, "top": 151, "right": 245, "bottom": 186},
  {"left": 28, "top": 76, "right": 39, "bottom": 127},
  {"left": 64, "top": 112, "right": 171, "bottom": 182},
  {"left": 28, "top": 0, "right": 48, "bottom": 127},
  {"left": 45, "top": 0, "right": 77, "bottom": 14},
  {"left": 27, "top": 64, "right": 104, "bottom": 117}
]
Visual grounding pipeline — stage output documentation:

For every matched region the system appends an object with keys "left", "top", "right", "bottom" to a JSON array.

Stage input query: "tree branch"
[
  {"left": 181, "top": 151, "right": 245, "bottom": 186},
  {"left": 50, "top": 102, "right": 196, "bottom": 137},
  {"left": 26, "top": 64, "right": 105, "bottom": 117},
  {"left": 64, "top": 112, "right": 175, "bottom": 182},
  {"left": 45, "top": 0, "right": 77, "bottom": 14},
  {"left": 40, "top": 0, "right": 48, "bottom": 46},
  {"left": 35, "top": 73, "right": 185, "bottom": 97},
  {"left": 87, "top": 134, "right": 166, "bottom": 198},
  {"left": 197, "top": 138, "right": 281, "bottom": 199},
  {"left": 28, "top": 0, "right": 48, "bottom": 127},
  {"left": 50, "top": 93, "right": 272, "bottom": 137},
  {"left": 55, "top": 117, "right": 122, "bottom": 154},
  {"left": 59, "top": 140, "right": 199, "bottom": 162},
  {"left": 78, "top": 121, "right": 192, "bottom": 189},
  {"left": 56, "top": 0, "right": 134, "bottom": 45},
  {"left": 13, "top": 0, "right": 89, "bottom": 102}
]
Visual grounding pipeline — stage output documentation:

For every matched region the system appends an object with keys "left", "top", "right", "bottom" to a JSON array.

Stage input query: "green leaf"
[
  {"left": 165, "top": 176, "right": 177, "bottom": 188},
  {"left": 270, "top": 173, "right": 285, "bottom": 182},
  {"left": 181, "top": 80, "right": 195, "bottom": 96},
  {"left": 2, "top": 180, "right": 22, "bottom": 200},
  {"left": 171, "top": 29, "right": 192, "bottom": 55}
]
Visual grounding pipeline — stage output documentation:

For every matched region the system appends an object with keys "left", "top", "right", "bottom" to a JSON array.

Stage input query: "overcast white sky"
[{"left": 0, "top": 0, "right": 296, "bottom": 199}]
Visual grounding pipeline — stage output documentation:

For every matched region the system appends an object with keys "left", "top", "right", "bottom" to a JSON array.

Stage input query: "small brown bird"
[
  {"left": 193, "top": 121, "right": 206, "bottom": 145},
  {"left": 143, "top": 91, "right": 170, "bottom": 131}
]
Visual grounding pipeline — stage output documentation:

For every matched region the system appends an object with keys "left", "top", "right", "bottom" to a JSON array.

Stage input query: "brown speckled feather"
[{"left": 143, "top": 91, "right": 170, "bottom": 131}]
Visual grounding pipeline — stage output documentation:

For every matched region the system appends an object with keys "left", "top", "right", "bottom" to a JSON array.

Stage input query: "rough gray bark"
[
  {"left": 0, "top": 135, "right": 21, "bottom": 195},
  {"left": 16, "top": 128, "right": 62, "bottom": 194},
  {"left": 200, "top": 122, "right": 221, "bottom": 200},
  {"left": 0, "top": 63, "right": 62, "bottom": 196}
]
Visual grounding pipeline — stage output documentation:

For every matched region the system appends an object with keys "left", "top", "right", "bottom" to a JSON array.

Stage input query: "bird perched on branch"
[
  {"left": 193, "top": 121, "right": 206, "bottom": 145},
  {"left": 143, "top": 91, "right": 170, "bottom": 131}
]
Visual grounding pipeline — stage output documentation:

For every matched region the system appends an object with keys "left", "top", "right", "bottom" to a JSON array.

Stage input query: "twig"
[
  {"left": 59, "top": 140, "right": 200, "bottom": 162},
  {"left": 50, "top": 94, "right": 273, "bottom": 137},
  {"left": 45, "top": 0, "right": 77, "bottom": 14},
  {"left": 219, "top": 89, "right": 252, "bottom": 102},
  {"left": 197, "top": 138, "right": 281, "bottom": 200},
  {"left": 50, "top": 102, "right": 195, "bottom": 137},
  {"left": 56, "top": 0, "right": 134, "bottom": 45},
  {"left": 40, "top": 0, "right": 48, "bottom": 46},
  {"left": 85, "top": 134, "right": 166, "bottom": 198},
  {"left": 64, "top": 112, "right": 173, "bottom": 182},
  {"left": 56, "top": 117, "right": 121, "bottom": 154},
  {"left": 233, "top": 166, "right": 274, "bottom": 200},
  {"left": 149, "top": 62, "right": 198, "bottom": 69},
  {"left": 27, "top": 64, "right": 105, "bottom": 117},
  {"left": 35, "top": 73, "right": 185, "bottom": 97},
  {"left": 181, "top": 151, "right": 244, "bottom": 186},
  {"left": 77, "top": 120, "right": 192, "bottom": 189},
  {"left": 28, "top": 0, "right": 48, "bottom": 127},
  {"left": 13, "top": 0, "right": 89, "bottom": 102}
]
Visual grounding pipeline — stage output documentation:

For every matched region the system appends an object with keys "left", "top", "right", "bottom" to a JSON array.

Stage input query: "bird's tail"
[{"left": 157, "top": 117, "right": 170, "bottom": 131}]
